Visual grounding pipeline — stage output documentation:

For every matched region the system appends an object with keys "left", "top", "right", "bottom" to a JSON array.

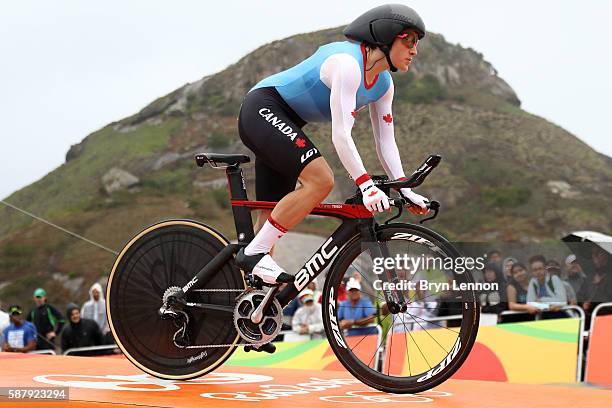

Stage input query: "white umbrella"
[{"left": 562, "top": 231, "right": 612, "bottom": 254}]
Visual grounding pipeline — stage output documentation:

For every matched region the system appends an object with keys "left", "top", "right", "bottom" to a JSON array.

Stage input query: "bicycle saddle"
[{"left": 195, "top": 153, "right": 250, "bottom": 168}]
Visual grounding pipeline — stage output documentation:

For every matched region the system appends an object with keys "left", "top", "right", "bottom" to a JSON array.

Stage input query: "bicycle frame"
[{"left": 182, "top": 163, "right": 399, "bottom": 309}]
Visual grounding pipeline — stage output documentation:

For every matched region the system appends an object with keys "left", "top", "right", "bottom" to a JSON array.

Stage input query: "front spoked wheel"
[
  {"left": 322, "top": 223, "right": 479, "bottom": 394},
  {"left": 106, "top": 220, "right": 246, "bottom": 380}
]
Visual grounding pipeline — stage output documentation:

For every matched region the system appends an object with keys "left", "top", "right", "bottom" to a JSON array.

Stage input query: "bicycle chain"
[
  {"left": 176, "top": 287, "right": 270, "bottom": 349},
  {"left": 192, "top": 289, "right": 246, "bottom": 292}
]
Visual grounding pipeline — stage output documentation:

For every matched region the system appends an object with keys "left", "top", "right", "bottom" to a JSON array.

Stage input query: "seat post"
[{"left": 226, "top": 164, "right": 255, "bottom": 245}]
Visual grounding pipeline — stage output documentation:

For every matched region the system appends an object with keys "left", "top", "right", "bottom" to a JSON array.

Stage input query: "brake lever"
[
  {"left": 419, "top": 201, "right": 440, "bottom": 224},
  {"left": 384, "top": 198, "right": 404, "bottom": 225}
]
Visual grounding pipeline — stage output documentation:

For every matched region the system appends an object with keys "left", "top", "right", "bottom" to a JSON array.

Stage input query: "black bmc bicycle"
[{"left": 106, "top": 152, "right": 479, "bottom": 394}]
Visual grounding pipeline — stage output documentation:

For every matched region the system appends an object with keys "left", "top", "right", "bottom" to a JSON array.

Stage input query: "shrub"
[
  {"left": 208, "top": 132, "right": 230, "bottom": 149},
  {"left": 482, "top": 186, "right": 531, "bottom": 208}
]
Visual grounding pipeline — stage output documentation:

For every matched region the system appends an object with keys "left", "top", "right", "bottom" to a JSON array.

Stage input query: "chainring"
[{"left": 233, "top": 289, "right": 283, "bottom": 344}]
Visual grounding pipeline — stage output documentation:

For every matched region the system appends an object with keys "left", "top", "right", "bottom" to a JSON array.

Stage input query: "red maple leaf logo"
[
  {"left": 351, "top": 110, "right": 357, "bottom": 118},
  {"left": 383, "top": 113, "right": 393, "bottom": 124},
  {"left": 295, "top": 138, "right": 306, "bottom": 148}
]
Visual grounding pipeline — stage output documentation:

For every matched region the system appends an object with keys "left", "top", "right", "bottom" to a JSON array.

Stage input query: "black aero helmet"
[{"left": 343, "top": 4, "right": 425, "bottom": 72}]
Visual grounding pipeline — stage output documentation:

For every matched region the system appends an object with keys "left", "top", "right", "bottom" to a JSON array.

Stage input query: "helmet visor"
[{"left": 397, "top": 31, "right": 419, "bottom": 49}]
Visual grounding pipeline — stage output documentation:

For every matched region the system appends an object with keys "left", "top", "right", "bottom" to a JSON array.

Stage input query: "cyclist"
[{"left": 236, "top": 4, "right": 430, "bottom": 285}]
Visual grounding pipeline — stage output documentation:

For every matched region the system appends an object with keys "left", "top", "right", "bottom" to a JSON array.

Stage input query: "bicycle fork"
[{"left": 360, "top": 218, "right": 408, "bottom": 314}]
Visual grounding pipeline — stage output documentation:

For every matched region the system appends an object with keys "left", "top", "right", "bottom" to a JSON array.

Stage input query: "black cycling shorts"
[{"left": 238, "top": 87, "right": 322, "bottom": 202}]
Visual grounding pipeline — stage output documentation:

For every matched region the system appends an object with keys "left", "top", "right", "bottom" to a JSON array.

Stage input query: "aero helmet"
[{"left": 343, "top": 4, "right": 425, "bottom": 72}]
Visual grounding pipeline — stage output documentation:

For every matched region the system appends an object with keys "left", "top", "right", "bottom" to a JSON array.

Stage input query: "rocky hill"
[{"left": 1, "top": 27, "right": 611, "bottom": 306}]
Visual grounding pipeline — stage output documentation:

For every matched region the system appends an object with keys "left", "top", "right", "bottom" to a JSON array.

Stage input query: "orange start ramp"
[{"left": 0, "top": 352, "right": 610, "bottom": 407}]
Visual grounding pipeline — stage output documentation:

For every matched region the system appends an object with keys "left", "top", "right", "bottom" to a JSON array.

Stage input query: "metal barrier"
[
  {"left": 63, "top": 344, "right": 119, "bottom": 356},
  {"left": 500, "top": 306, "right": 586, "bottom": 382},
  {"left": 389, "top": 314, "right": 463, "bottom": 330},
  {"left": 28, "top": 349, "right": 56, "bottom": 355}
]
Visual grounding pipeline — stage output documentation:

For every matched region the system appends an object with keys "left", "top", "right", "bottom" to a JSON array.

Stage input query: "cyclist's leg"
[
  {"left": 271, "top": 157, "right": 334, "bottom": 228},
  {"left": 250, "top": 158, "right": 298, "bottom": 258},
  {"left": 254, "top": 210, "right": 275, "bottom": 256},
  {"left": 236, "top": 87, "right": 329, "bottom": 282}
]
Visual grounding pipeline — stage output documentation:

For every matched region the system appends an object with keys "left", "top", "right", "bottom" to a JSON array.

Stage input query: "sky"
[{"left": 1, "top": 0, "right": 611, "bottom": 200}]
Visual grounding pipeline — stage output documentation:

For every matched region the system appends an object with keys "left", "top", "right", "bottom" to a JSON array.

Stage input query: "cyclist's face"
[{"left": 390, "top": 30, "right": 419, "bottom": 72}]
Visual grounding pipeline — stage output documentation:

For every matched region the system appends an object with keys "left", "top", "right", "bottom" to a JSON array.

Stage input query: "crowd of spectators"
[
  {"left": 281, "top": 244, "right": 612, "bottom": 341},
  {"left": 3, "top": 245, "right": 611, "bottom": 351},
  {"left": 1, "top": 282, "right": 115, "bottom": 354}
]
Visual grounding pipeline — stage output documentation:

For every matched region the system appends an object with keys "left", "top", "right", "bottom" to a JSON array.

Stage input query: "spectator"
[
  {"left": 546, "top": 260, "right": 577, "bottom": 305},
  {"left": 506, "top": 262, "right": 539, "bottom": 316},
  {"left": 502, "top": 257, "right": 518, "bottom": 282},
  {"left": 61, "top": 304, "right": 103, "bottom": 354},
  {"left": 486, "top": 250, "right": 502, "bottom": 267},
  {"left": 565, "top": 254, "right": 587, "bottom": 297},
  {"left": 526, "top": 256, "right": 567, "bottom": 314},
  {"left": 27, "top": 288, "right": 65, "bottom": 351},
  {"left": 81, "top": 283, "right": 109, "bottom": 335},
  {"left": 579, "top": 246, "right": 612, "bottom": 314},
  {"left": 0, "top": 304, "right": 9, "bottom": 349},
  {"left": 337, "top": 277, "right": 348, "bottom": 303},
  {"left": 291, "top": 289, "right": 324, "bottom": 338},
  {"left": 282, "top": 297, "right": 301, "bottom": 330},
  {"left": 2, "top": 305, "right": 37, "bottom": 353},
  {"left": 338, "top": 278, "right": 377, "bottom": 336},
  {"left": 479, "top": 262, "right": 507, "bottom": 315},
  {"left": 307, "top": 280, "right": 322, "bottom": 304}
]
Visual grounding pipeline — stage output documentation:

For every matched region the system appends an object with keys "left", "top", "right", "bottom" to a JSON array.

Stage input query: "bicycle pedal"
[
  {"left": 247, "top": 274, "right": 264, "bottom": 289},
  {"left": 244, "top": 343, "right": 276, "bottom": 354}
]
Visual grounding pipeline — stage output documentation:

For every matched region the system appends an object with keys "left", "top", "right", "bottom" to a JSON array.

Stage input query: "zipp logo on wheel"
[
  {"left": 328, "top": 287, "right": 347, "bottom": 349},
  {"left": 300, "top": 148, "right": 318, "bottom": 163}
]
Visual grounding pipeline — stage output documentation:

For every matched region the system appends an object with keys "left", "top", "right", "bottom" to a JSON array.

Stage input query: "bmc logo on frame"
[{"left": 294, "top": 237, "right": 338, "bottom": 291}]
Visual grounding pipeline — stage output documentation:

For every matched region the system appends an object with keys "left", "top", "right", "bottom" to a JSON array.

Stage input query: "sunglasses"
[{"left": 397, "top": 32, "right": 419, "bottom": 49}]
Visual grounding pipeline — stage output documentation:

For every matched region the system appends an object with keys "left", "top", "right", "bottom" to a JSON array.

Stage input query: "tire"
[
  {"left": 322, "top": 223, "right": 480, "bottom": 394},
  {"left": 106, "top": 220, "right": 245, "bottom": 380}
]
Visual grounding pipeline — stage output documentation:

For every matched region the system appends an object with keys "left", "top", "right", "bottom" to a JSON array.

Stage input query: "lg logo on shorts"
[{"left": 301, "top": 148, "right": 318, "bottom": 163}]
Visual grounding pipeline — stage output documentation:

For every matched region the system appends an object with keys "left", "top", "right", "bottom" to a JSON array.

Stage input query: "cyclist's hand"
[
  {"left": 400, "top": 188, "right": 429, "bottom": 215},
  {"left": 360, "top": 180, "right": 390, "bottom": 213}
]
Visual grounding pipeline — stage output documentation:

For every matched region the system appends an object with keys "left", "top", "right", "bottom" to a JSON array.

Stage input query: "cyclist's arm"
[
  {"left": 369, "top": 81, "right": 407, "bottom": 180},
  {"left": 321, "top": 54, "right": 369, "bottom": 185}
]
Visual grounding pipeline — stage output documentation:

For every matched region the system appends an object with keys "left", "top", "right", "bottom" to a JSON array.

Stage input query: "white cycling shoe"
[{"left": 235, "top": 248, "right": 295, "bottom": 285}]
